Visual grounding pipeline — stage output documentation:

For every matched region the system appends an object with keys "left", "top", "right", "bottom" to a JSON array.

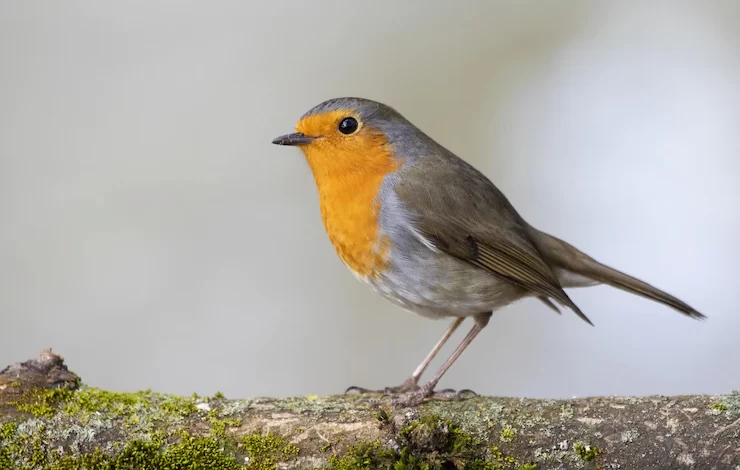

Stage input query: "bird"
[{"left": 271, "top": 97, "right": 705, "bottom": 407}]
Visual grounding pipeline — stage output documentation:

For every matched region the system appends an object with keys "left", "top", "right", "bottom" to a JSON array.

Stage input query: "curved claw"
[
  {"left": 428, "top": 388, "right": 477, "bottom": 402},
  {"left": 391, "top": 387, "right": 479, "bottom": 408},
  {"left": 345, "top": 386, "right": 381, "bottom": 395},
  {"left": 416, "top": 387, "right": 478, "bottom": 399},
  {"left": 354, "top": 396, "right": 385, "bottom": 406},
  {"left": 347, "top": 384, "right": 478, "bottom": 407},
  {"left": 345, "top": 381, "right": 421, "bottom": 396},
  {"left": 385, "top": 383, "right": 421, "bottom": 394}
]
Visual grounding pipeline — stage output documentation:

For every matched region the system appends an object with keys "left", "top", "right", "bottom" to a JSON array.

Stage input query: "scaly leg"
[
  {"left": 345, "top": 317, "right": 465, "bottom": 395},
  {"left": 393, "top": 311, "right": 492, "bottom": 407}
]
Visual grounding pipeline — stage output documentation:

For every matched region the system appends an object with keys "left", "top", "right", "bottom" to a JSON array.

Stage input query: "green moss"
[
  {"left": 63, "top": 387, "right": 157, "bottom": 420},
  {"left": 29, "top": 435, "right": 48, "bottom": 468},
  {"left": 711, "top": 403, "right": 727, "bottom": 411},
  {"left": 574, "top": 443, "right": 600, "bottom": 462},
  {"left": 13, "top": 387, "right": 75, "bottom": 418},
  {"left": 12, "top": 385, "right": 205, "bottom": 424},
  {"left": 400, "top": 413, "right": 483, "bottom": 457},
  {"left": 209, "top": 418, "right": 228, "bottom": 439},
  {"left": 325, "top": 440, "right": 397, "bottom": 469},
  {"left": 2, "top": 422, "right": 57, "bottom": 469},
  {"left": 490, "top": 446, "right": 516, "bottom": 466},
  {"left": 0, "top": 448, "right": 11, "bottom": 469},
  {"left": 160, "top": 395, "right": 199, "bottom": 417},
  {"left": 1, "top": 426, "right": 302, "bottom": 470},
  {"left": 500, "top": 428, "right": 515, "bottom": 442},
  {"left": 0, "top": 422, "right": 19, "bottom": 469},
  {"left": 519, "top": 464, "right": 537, "bottom": 470},
  {"left": 49, "top": 432, "right": 242, "bottom": 470},
  {"left": 240, "top": 432, "right": 300, "bottom": 469},
  {"left": 207, "top": 410, "right": 241, "bottom": 439},
  {"left": 0, "top": 422, "right": 18, "bottom": 440},
  {"left": 326, "top": 414, "right": 529, "bottom": 470},
  {"left": 3, "top": 385, "right": 308, "bottom": 469}
]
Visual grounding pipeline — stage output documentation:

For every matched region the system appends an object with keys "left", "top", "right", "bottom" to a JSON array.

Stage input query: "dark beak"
[{"left": 271, "top": 132, "right": 316, "bottom": 146}]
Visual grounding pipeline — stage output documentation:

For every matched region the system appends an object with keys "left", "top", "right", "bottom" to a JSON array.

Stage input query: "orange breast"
[
  {"left": 298, "top": 115, "right": 401, "bottom": 278},
  {"left": 315, "top": 168, "right": 392, "bottom": 278}
]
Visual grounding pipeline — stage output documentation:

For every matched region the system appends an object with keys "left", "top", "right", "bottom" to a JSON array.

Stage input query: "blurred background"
[{"left": 1, "top": 1, "right": 738, "bottom": 400}]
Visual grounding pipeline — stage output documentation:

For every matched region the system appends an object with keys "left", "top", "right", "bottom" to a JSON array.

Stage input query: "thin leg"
[
  {"left": 345, "top": 317, "right": 465, "bottom": 395},
  {"left": 409, "top": 317, "right": 465, "bottom": 384},
  {"left": 394, "top": 311, "right": 492, "bottom": 407}
]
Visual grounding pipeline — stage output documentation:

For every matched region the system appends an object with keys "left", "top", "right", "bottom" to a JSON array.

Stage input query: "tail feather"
[
  {"left": 537, "top": 295, "right": 562, "bottom": 314},
  {"left": 529, "top": 227, "right": 705, "bottom": 320}
]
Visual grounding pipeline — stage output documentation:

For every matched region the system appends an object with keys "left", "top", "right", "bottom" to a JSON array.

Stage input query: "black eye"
[{"left": 338, "top": 117, "right": 358, "bottom": 135}]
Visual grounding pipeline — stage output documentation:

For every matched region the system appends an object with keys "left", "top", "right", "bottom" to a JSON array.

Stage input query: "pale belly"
[{"left": 356, "top": 245, "right": 531, "bottom": 320}]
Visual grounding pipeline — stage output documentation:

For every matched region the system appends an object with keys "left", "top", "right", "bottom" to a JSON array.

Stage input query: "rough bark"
[{"left": 0, "top": 350, "right": 738, "bottom": 469}]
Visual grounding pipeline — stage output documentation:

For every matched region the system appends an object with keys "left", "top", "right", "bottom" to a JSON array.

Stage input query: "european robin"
[{"left": 272, "top": 97, "right": 705, "bottom": 407}]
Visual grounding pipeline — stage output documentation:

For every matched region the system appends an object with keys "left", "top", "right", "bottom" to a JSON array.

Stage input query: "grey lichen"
[
  {"left": 0, "top": 384, "right": 308, "bottom": 469},
  {"left": 620, "top": 429, "right": 639, "bottom": 443},
  {"left": 2, "top": 350, "right": 739, "bottom": 469}
]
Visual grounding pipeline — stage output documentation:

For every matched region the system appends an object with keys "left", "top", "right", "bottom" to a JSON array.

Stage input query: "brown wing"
[
  {"left": 393, "top": 148, "right": 593, "bottom": 325},
  {"left": 418, "top": 224, "right": 593, "bottom": 325}
]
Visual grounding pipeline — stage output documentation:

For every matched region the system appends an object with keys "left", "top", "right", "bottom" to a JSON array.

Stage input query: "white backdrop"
[{"left": 1, "top": 1, "right": 738, "bottom": 399}]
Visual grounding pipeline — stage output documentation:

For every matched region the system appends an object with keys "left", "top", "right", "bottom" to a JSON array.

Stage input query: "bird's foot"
[
  {"left": 344, "top": 377, "right": 421, "bottom": 396},
  {"left": 391, "top": 384, "right": 478, "bottom": 408},
  {"left": 347, "top": 382, "right": 477, "bottom": 407}
]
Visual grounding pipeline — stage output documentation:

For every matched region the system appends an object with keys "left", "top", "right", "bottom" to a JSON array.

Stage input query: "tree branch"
[{"left": 0, "top": 349, "right": 738, "bottom": 469}]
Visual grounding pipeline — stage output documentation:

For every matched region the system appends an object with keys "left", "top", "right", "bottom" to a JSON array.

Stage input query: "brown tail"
[{"left": 528, "top": 227, "right": 705, "bottom": 320}]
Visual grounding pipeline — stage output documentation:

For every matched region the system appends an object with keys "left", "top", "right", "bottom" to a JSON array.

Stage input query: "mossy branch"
[{"left": 1, "top": 350, "right": 738, "bottom": 469}]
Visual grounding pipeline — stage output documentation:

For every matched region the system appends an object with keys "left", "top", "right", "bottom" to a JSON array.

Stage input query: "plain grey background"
[{"left": 1, "top": 1, "right": 738, "bottom": 400}]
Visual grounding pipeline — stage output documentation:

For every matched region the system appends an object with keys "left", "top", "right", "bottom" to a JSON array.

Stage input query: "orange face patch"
[{"left": 295, "top": 110, "right": 401, "bottom": 278}]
